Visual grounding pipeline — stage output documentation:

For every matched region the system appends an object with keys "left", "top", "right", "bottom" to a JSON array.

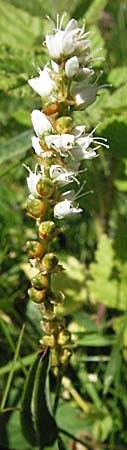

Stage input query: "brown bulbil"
[
  {"left": 38, "top": 221, "right": 56, "bottom": 240},
  {"left": 28, "top": 287, "right": 49, "bottom": 303},
  {"left": 42, "top": 252, "right": 58, "bottom": 271},
  {"left": 57, "top": 330, "right": 71, "bottom": 346},
  {"left": 43, "top": 101, "right": 60, "bottom": 116},
  {"left": 27, "top": 198, "right": 47, "bottom": 218},
  {"left": 55, "top": 116, "right": 73, "bottom": 134},
  {"left": 31, "top": 274, "right": 49, "bottom": 290},
  {"left": 26, "top": 240, "right": 44, "bottom": 258},
  {"left": 59, "top": 348, "right": 72, "bottom": 365},
  {"left": 40, "top": 334, "right": 55, "bottom": 348},
  {"left": 37, "top": 178, "right": 54, "bottom": 198}
]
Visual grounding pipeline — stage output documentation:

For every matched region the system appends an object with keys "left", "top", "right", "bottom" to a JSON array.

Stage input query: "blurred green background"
[{"left": 0, "top": 0, "right": 127, "bottom": 448}]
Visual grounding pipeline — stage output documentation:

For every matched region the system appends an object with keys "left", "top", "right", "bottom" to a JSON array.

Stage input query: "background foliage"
[{"left": 0, "top": 0, "right": 127, "bottom": 448}]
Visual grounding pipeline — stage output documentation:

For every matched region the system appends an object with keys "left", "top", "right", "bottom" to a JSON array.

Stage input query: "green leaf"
[
  {"left": 88, "top": 233, "right": 115, "bottom": 280},
  {"left": 75, "top": 332, "right": 115, "bottom": 347},
  {"left": 0, "top": 0, "right": 42, "bottom": 51},
  {"left": 87, "top": 234, "right": 124, "bottom": 310},
  {"left": 0, "top": 130, "right": 32, "bottom": 165},
  {"left": 52, "top": 256, "right": 87, "bottom": 314},
  {"left": 20, "top": 353, "right": 39, "bottom": 446},
  {"left": 103, "top": 344, "right": 122, "bottom": 395},
  {"left": 97, "top": 114, "right": 127, "bottom": 158},
  {"left": 33, "top": 349, "right": 58, "bottom": 448}
]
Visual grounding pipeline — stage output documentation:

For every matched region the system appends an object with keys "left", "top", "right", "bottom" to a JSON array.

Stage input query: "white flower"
[
  {"left": 45, "top": 134, "right": 75, "bottom": 155},
  {"left": 26, "top": 169, "right": 41, "bottom": 197},
  {"left": 70, "top": 126, "right": 109, "bottom": 160},
  {"left": 54, "top": 199, "right": 82, "bottom": 218},
  {"left": 46, "top": 15, "right": 91, "bottom": 61},
  {"left": 28, "top": 67, "right": 56, "bottom": 98},
  {"left": 49, "top": 164, "right": 77, "bottom": 185},
  {"left": 31, "top": 110, "right": 52, "bottom": 137},
  {"left": 65, "top": 56, "right": 79, "bottom": 78},
  {"left": 73, "top": 83, "right": 97, "bottom": 110}
]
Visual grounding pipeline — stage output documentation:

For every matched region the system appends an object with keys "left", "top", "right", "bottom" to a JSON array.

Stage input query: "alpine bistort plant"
[{"left": 21, "top": 13, "right": 108, "bottom": 449}]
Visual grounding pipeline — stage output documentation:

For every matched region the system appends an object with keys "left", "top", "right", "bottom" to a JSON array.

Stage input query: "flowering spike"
[{"left": 25, "top": 12, "right": 108, "bottom": 369}]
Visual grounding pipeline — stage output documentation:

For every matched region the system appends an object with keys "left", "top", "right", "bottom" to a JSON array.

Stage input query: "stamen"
[
  {"left": 94, "top": 140, "right": 109, "bottom": 149},
  {"left": 93, "top": 136, "right": 107, "bottom": 142},
  {"left": 56, "top": 13, "right": 59, "bottom": 30},
  {"left": 98, "top": 83, "right": 112, "bottom": 89},
  {"left": 73, "top": 181, "right": 86, "bottom": 201},
  {"left": 89, "top": 123, "right": 101, "bottom": 137},
  {"left": 94, "top": 70, "right": 103, "bottom": 85},
  {"left": 59, "top": 12, "right": 67, "bottom": 29},
  {"left": 22, "top": 163, "right": 30, "bottom": 173},
  {"left": 76, "top": 189, "right": 94, "bottom": 200},
  {"left": 45, "top": 15, "right": 55, "bottom": 30}
]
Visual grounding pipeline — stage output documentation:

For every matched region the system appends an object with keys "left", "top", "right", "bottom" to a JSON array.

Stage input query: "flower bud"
[
  {"left": 43, "top": 101, "right": 60, "bottom": 116},
  {"left": 55, "top": 116, "right": 73, "bottom": 134},
  {"left": 40, "top": 334, "right": 55, "bottom": 348},
  {"left": 38, "top": 221, "right": 56, "bottom": 240},
  {"left": 42, "top": 252, "right": 58, "bottom": 271},
  {"left": 28, "top": 287, "right": 49, "bottom": 303},
  {"left": 65, "top": 56, "right": 79, "bottom": 79},
  {"left": 57, "top": 330, "right": 71, "bottom": 346},
  {"left": 31, "top": 274, "right": 49, "bottom": 290},
  {"left": 40, "top": 303, "right": 55, "bottom": 320},
  {"left": 59, "top": 348, "right": 72, "bottom": 365},
  {"left": 36, "top": 178, "right": 54, "bottom": 198},
  {"left": 27, "top": 198, "right": 47, "bottom": 218},
  {"left": 40, "top": 316, "right": 65, "bottom": 334},
  {"left": 50, "top": 290, "right": 65, "bottom": 305},
  {"left": 40, "top": 319, "right": 56, "bottom": 334},
  {"left": 51, "top": 348, "right": 59, "bottom": 367},
  {"left": 26, "top": 240, "right": 44, "bottom": 258}
]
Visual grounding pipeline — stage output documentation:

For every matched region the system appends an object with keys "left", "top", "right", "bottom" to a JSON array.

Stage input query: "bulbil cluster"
[{"left": 26, "top": 13, "right": 107, "bottom": 368}]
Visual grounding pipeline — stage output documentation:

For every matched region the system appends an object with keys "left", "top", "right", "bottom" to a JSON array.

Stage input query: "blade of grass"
[
  {"left": 0, "top": 323, "right": 25, "bottom": 411},
  {"left": 0, "top": 352, "right": 36, "bottom": 376},
  {"left": 0, "top": 318, "right": 27, "bottom": 376}
]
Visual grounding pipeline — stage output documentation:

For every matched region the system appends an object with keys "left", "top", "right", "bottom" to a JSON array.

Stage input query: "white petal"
[
  {"left": 46, "top": 32, "right": 63, "bottom": 59},
  {"left": 62, "top": 30, "right": 76, "bottom": 55},
  {"left": 73, "top": 126, "right": 86, "bottom": 137},
  {"left": 65, "top": 19, "right": 78, "bottom": 32},
  {"left": 27, "top": 171, "right": 41, "bottom": 197},
  {"left": 50, "top": 165, "right": 74, "bottom": 185},
  {"left": 61, "top": 190, "right": 75, "bottom": 200},
  {"left": 54, "top": 199, "right": 82, "bottom": 218},
  {"left": 28, "top": 68, "right": 55, "bottom": 97},
  {"left": 65, "top": 56, "right": 79, "bottom": 78},
  {"left": 45, "top": 134, "right": 74, "bottom": 149},
  {"left": 76, "top": 135, "right": 93, "bottom": 149},
  {"left": 51, "top": 60, "right": 60, "bottom": 73},
  {"left": 31, "top": 110, "right": 52, "bottom": 137},
  {"left": 31, "top": 136, "right": 43, "bottom": 155},
  {"left": 74, "top": 84, "right": 97, "bottom": 109}
]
